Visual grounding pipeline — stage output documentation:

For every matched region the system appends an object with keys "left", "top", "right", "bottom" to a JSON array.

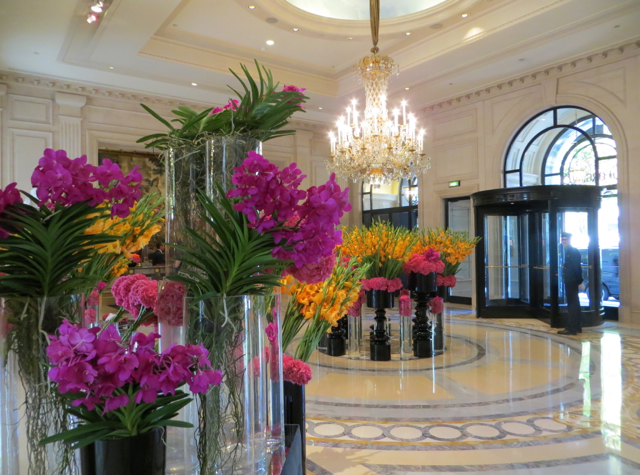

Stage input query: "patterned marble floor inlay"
[{"left": 300, "top": 308, "right": 640, "bottom": 474}]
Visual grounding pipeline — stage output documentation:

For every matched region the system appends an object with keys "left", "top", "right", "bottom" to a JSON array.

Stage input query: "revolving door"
[{"left": 472, "top": 186, "right": 603, "bottom": 328}]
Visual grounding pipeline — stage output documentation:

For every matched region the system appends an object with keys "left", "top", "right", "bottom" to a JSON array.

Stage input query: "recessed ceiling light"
[
  {"left": 405, "top": 32, "right": 411, "bottom": 36},
  {"left": 266, "top": 17, "right": 278, "bottom": 24},
  {"left": 449, "top": 82, "right": 453, "bottom": 85},
  {"left": 614, "top": 24, "right": 620, "bottom": 28},
  {"left": 191, "top": 82, "right": 198, "bottom": 86},
  {"left": 347, "top": 37, "right": 353, "bottom": 40},
  {"left": 248, "top": 5, "right": 256, "bottom": 9},
  {"left": 266, "top": 40, "right": 275, "bottom": 45},
  {"left": 518, "top": 58, "right": 525, "bottom": 61},
  {"left": 292, "top": 28, "right": 299, "bottom": 32},
  {"left": 108, "top": 66, "right": 115, "bottom": 70},
  {"left": 319, "top": 107, "right": 323, "bottom": 110},
  {"left": 461, "top": 13, "right": 468, "bottom": 18},
  {"left": 405, "top": 87, "right": 410, "bottom": 90},
  {"left": 91, "top": 2, "right": 104, "bottom": 13},
  {"left": 87, "top": 13, "right": 97, "bottom": 23}
]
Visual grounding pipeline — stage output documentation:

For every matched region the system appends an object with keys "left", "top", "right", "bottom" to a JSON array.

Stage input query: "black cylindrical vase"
[
  {"left": 284, "top": 381, "right": 306, "bottom": 474},
  {"left": 408, "top": 272, "right": 437, "bottom": 294},
  {"left": 437, "top": 285, "right": 450, "bottom": 301},
  {"left": 366, "top": 290, "right": 395, "bottom": 309},
  {"left": 80, "top": 428, "right": 166, "bottom": 475},
  {"left": 327, "top": 321, "right": 346, "bottom": 357}
]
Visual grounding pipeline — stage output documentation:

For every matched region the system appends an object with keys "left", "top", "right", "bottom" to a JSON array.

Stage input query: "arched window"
[
  {"left": 504, "top": 106, "right": 617, "bottom": 188},
  {"left": 504, "top": 106, "right": 620, "bottom": 302},
  {"left": 362, "top": 178, "right": 418, "bottom": 228}
]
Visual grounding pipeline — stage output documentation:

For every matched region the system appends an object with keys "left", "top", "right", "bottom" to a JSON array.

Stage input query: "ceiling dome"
[{"left": 283, "top": 0, "right": 449, "bottom": 21}]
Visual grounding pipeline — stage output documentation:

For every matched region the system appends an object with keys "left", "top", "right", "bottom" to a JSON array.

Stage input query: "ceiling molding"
[{"left": 420, "top": 38, "right": 640, "bottom": 113}]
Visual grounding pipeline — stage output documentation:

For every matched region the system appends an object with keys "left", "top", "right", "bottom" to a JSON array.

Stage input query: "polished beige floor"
[{"left": 299, "top": 308, "right": 640, "bottom": 474}]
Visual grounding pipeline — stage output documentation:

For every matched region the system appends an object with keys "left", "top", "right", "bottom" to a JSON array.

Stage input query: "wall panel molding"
[{"left": 8, "top": 94, "right": 53, "bottom": 125}]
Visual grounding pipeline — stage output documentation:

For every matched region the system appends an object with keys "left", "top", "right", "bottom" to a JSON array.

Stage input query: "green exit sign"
[{"left": 448, "top": 180, "right": 461, "bottom": 188}]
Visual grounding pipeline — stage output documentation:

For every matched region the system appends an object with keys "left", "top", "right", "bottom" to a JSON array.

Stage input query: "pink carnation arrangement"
[
  {"left": 110, "top": 274, "right": 159, "bottom": 327},
  {"left": 437, "top": 274, "right": 457, "bottom": 288},
  {"left": 31, "top": 149, "right": 142, "bottom": 218},
  {"left": 46, "top": 319, "right": 222, "bottom": 413},
  {"left": 156, "top": 281, "right": 187, "bottom": 326},
  {"left": 227, "top": 152, "right": 351, "bottom": 269},
  {"left": 361, "top": 277, "right": 403, "bottom": 292},
  {"left": 404, "top": 248, "right": 445, "bottom": 275},
  {"left": 429, "top": 296, "right": 444, "bottom": 314},
  {"left": 284, "top": 252, "right": 335, "bottom": 284},
  {"left": 282, "top": 355, "right": 312, "bottom": 386},
  {"left": 399, "top": 289, "right": 413, "bottom": 317},
  {"left": 347, "top": 290, "right": 365, "bottom": 317}
]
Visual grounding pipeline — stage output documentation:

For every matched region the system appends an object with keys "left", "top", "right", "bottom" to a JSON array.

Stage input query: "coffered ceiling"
[{"left": 1, "top": 0, "right": 639, "bottom": 123}]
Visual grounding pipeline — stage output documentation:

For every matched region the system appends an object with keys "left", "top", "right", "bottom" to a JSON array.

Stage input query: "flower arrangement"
[
  {"left": 340, "top": 221, "right": 417, "bottom": 286},
  {"left": 83, "top": 192, "right": 164, "bottom": 285},
  {"left": 280, "top": 255, "right": 368, "bottom": 364},
  {"left": 137, "top": 61, "right": 309, "bottom": 149},
  {"left": 413, "top": 227, "right": 480, "bottom": 278},
  {"left": 0, "top": 148, "right": 145, "bottom": 475},
  {"left": 170, "top": 152, "right": 351, "bottom": 297},
  {"left": 41, "top": 320, "right": 222, "bottom": 449},
  {"left": 282, "top": 355, "right": 312, "bottom": 386},
  {"left": 429, "top": 296, "right": 444, "bottom": 314},
  {"left": 403, "top": 247, "right": 445, "bottom": 275}
]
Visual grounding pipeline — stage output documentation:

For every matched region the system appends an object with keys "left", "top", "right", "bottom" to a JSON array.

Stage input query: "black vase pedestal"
[
  {"left": 407, "top": 273, "right": 436, "bottom": 359},
  {"left": 433, "top": 285, "right": 448, "bottom": 354},
  {"left": 366, "top": 290, "right": 394, "bottom": 362},
  {"left": 326, "top": 319, "right": 346, "bottom": 357},
  {"left": 284, "top": 381, "right": 306, "bottom": 475},
  {"left": 80, "top": 427, "right": 166, "bottom": 475}
]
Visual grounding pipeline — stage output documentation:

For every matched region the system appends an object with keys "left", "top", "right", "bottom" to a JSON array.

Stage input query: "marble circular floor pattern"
[{"left": 299, "top": 310, "right": 640, "bottom": 475}]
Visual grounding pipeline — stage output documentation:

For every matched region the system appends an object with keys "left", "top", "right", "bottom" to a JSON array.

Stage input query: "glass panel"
[
  {"left": 545, "top": 175, "right": 561, "bottom": 185},
  {"left": 391, "top": 211, "right": 409, "bottom": 229},
  {"left": 562, "top": 140, "right": 596, "bottom": 185},
  {"left": 370, "top": 182, "right": 400, "bottom": 210},
  {"left": 540, "top": 213, "right": 551, "bottom": 307},
  {"left": 598, "top": 158, "right": 618, "bottom": 186},
  {"left": 448, "top": 200, "right": 473, "bottom": 299},
  {"left": 595, "top": 137, "right": 616, "bottom": 158},
  {"left": 545, "top": 128, "right": 580, "bottom": 175},
  {"left": 556, "top": 107, "right": 591, "bottom": 126},
  {"left": 558, "top": 211, "right": 591, "bottom": 309},
  {"left": 484, "top": 215, "right": 529, "bottom": 304},
  {"left": 412, "top": 208, "right": 419, "bottom": 228},
  {"left": 505, "top": 172, "right": 520, "bottom": 188}
]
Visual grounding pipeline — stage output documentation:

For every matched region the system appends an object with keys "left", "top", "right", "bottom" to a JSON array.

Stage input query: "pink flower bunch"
[
  {"left": 361, "top": 277, "right": 403, "bottom": 292},
  {"left": 84, "top": 308, "right": 97, "bottom": 325},
  {"left": 429, "top": 296, "right": 444, "bottom": 314},
  {"left": 399, "top": 289, "right": 413, "bottom": 317},
  {"left": 424, "top": 248, "right": 441, "bottom": 262},
  {"left": 437, "top": 274, "right": 457, "bottom": 288},
  {"left": 347, "top": 290, "right": 365, "bottom": 317},
  {"left": 282, "top": 355, "right": 312, "bottom": 386},
  {"left": 228, "top": 151, "right": 306, "bottom": 232},
  {"left": 47, "top": 320, "right": 222, "bottom": 413},
  {"left": 404, "top": 249, "right": 445, "bottom": 275},
  {"left": 265, "top": 322, "right": 278, "bottom": 343},
  {"left": 209, "top": 99, "right": 240, "bottom": 115},
  {"left": 31, "top": 149, "right": 142, "bottom": 218},
  {"left": 282, "top": 85, "right": 307, "bottom": 108},
  {"left": 229, "top": 153, "right": 351, "bottom": 268},
  {"left": 0, "top": 182, "right": 24, "bottom": 238},
  {"left": 284, "top": 253, "right": 335, "bottom": 284},
  {"left": 157, "top": 281, "right": 186, "bottom": 326},
  {"left": 111, "top": 274, "right": 158, "bottom": 318}
]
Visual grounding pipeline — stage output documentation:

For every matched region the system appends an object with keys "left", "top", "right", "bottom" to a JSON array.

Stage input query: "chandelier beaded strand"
[{"left": 327, "top": 0, "right": 430, "bottom": 184}]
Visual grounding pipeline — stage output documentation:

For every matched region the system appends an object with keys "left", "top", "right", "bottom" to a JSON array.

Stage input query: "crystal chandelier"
[{"left": 327, "top": 0, "right": 430, "bottom": 185}]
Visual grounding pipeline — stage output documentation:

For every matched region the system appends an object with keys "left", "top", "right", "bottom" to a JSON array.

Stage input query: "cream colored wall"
[{"left": 414, "top": 47, "right": 640, "bottom": 324}]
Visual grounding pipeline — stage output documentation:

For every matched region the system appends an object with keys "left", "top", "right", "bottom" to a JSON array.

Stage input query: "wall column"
[{"left": 54, "top": 92, "right": 86, "bottom": 158}]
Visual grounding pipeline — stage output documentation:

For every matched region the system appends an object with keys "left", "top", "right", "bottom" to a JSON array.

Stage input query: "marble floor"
[{"left": 300, "top": 307, "right": 640, "bottom": 475}]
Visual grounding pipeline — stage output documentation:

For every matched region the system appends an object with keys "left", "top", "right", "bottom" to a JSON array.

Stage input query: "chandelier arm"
[{"left": 369, "top": 0, "right": 380, "bottom": 54}]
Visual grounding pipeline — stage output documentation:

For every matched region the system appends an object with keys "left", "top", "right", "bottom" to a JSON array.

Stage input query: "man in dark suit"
[
  {"left": 149, "top": 244, "right": 166, "bottom": 266},
  {"left": 558, "top": 232, "right": 583, "bottom": 335}
]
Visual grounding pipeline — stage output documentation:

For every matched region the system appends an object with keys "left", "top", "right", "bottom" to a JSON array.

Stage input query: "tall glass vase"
[
  {"left": 0, "top": 301, "right": 19, "bottom": 475},
  {"left": 186, "top": 294, "right": 282, "bottom": 475},
  {"left": 1, "top": 295, "right": 82, "bottom": 475},
  {"left": 158, "top": 281, "right": 198, "bottom": 475},
  {"left": 165, "top": 136, "right": 262, "bottom": 275}
]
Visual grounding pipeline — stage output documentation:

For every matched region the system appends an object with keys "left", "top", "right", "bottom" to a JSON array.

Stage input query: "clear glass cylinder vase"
[
  {"left": 0, "top": 301, "right": 19, "bottom": 475},
  {"left": 165, "top": 136, "right": 262, "bottom": 275},
  {"left": 185, "top": 294, "right": 282, "bottom": 475},
  {"left": 0, "top": 294, "right": 82, "bottom": 475},
  {"left": 158, "top": 281, "right": 198, "bottom": 475}
]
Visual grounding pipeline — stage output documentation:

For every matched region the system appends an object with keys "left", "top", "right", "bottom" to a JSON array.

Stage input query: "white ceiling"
[{"left": 1, "top": 0, "right": 639, "bottom": 123}]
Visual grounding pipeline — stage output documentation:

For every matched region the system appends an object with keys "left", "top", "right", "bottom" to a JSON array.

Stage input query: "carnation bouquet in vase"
[
  {"left": 0, "top": 149, "right": 144, "bottom": 475},
  {"left": 340, "top": 221, "right": 417, "bottom": 361}
]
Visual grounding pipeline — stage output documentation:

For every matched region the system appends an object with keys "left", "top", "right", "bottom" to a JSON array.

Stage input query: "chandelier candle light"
[{"left": 328, "top": 0, "right": 429, "bottom": 184}]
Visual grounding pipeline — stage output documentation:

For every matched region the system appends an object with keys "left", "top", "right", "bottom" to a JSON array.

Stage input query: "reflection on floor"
[{"left": 301, "top": 306, "right": 640, "bottom": 474}]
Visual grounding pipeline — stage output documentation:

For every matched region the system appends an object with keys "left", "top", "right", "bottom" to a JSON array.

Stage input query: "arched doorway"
[{"left": 503, "top": 106, "right": 619, "bottom": 314}]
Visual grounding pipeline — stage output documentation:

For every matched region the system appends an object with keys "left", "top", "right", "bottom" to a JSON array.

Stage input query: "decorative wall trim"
[
  {"left": 420, "top": 38, "right": 640, "bottom": 113},
  {"left": 57, "top": 116, "right": 83, "bottom": 159},
  {"left": 8, "top": 94, "right": 53, "bottom": 125}
]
